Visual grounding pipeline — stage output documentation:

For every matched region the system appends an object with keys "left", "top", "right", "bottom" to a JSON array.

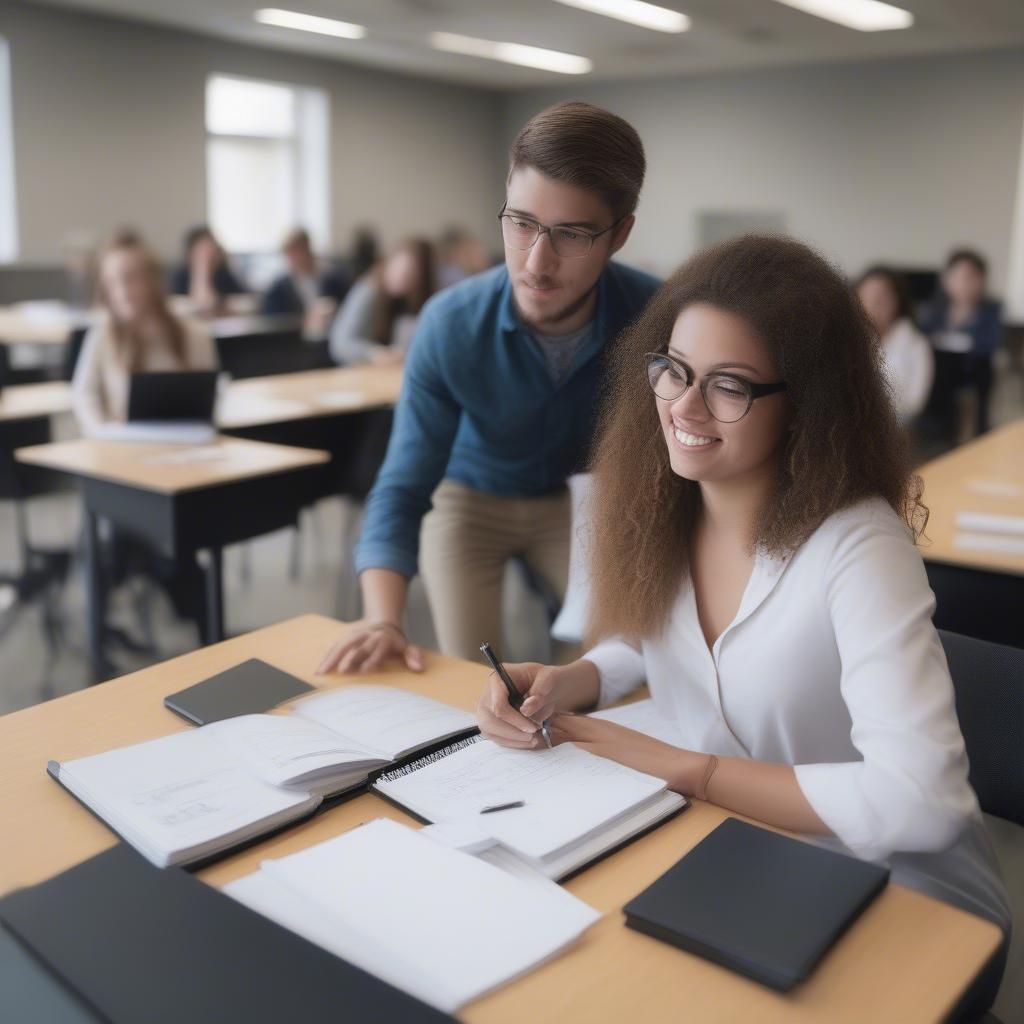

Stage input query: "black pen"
[
  {"left": 480, "top": 801, "right": 525, "bottom": 814},
  {"left": 479, "top": 642, "right": 553, "bottom": 749}
]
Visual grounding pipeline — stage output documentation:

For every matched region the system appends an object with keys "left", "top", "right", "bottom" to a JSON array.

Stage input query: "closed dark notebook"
[
  {"left": 164, "top": 658, "right": 315, "bottom": 725},
  {"left": 0, "top": 844, "right": 452, "bottom": 1024},
  {"left": 623, "top": 817, "right": 889, "bottom": 991}
]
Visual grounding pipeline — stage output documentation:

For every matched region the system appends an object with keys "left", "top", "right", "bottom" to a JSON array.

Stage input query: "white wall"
[
  {"left": 499, "top": 50, "right": 1024, "bottom": 296},
  {"left": 0, "top": 0, "right": 504, "bottom": 263}
]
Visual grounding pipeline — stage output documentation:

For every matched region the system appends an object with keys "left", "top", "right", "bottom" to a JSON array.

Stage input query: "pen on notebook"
[
  {"left": 479, "top": 642, "right": 553, "bottom": 749},
  {"left": 480, "top": 801, "right": 525, "bottom": 814}
]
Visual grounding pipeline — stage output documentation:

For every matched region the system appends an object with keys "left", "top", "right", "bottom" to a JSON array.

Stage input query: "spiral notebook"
[
  {"left": 48, "top": 686, "right": 476, "bottom": 868},
  {"left": 373, "top": 734, "right": 687, "bottom": 880}
]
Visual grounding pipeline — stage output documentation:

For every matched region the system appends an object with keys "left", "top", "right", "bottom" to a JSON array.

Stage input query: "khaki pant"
[{"left": 420, "top": 479, "right": 571, "bottom": 663}]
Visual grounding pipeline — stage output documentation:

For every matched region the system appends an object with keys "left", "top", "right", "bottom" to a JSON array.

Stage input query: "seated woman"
[
  {"left": 72, "top": 237, "right": 217, "bottom": 435},
  {"left": 71, "top": 236, "right": 217, "bottom": 642},
  {"left": 854, "top": 265, "right": 933, "bottom": 425},
  {"left": 920, "top": 249, "right": 1003, "bottom": 442},
  {"left": 475, "top": 236, "right": 1009, "bottom": 1005},
  {"left": 328, "top": 238, "right": 435, "bottom": 366},
  {"left": 170, "top": 224, "right": 248, "bottom": 317}
]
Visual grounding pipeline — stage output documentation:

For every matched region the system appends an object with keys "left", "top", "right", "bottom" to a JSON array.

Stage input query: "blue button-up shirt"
[{"left": 356, "top": 261, "right": 661, "bottom": 578}]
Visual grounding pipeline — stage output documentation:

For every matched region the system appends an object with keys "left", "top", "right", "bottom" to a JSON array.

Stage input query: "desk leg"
[
  {"left": 83, "top": 509, "right": 106, "bottom": 682},
  {"left": 205, "top": 546, "right": 224, "bottom": 644}
]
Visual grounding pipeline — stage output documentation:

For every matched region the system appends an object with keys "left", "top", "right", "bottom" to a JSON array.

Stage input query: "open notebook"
[
  {"left": 374, "top": 733, "right": 687, "bottom": 879},
  {"left": 225, "top": 818, "right": 601, "bottom": 1014},
  {"left": 48, "top": 686, "right": 475, "bottom": 868}
]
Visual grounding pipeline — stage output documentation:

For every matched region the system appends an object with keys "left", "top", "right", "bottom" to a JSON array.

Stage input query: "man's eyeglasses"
[
  {"left": 498, "top": 202, "right": 624, "bottom": 259},
  {"left": 644, "top": 351, "right": 787, "bottom": 423}
]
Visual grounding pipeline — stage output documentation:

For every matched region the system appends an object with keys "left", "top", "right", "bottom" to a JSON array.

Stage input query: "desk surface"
[
  {"left": 218, "top": 364, "right": 403, "bottom": 428},
  {"left": 14, "top": 436, "right": 329, "bottom": 494},
  {"left": 0, "top": 614, "right": 1002, "bottom": 1023},
  {"left": 0, "top": 305, "right": 85, "bottom": 346},
  {"left": 918, "top": 419, "right": 1024, "bottom": 575},
  {"left": 0, "top": 381, "right": 72, "bottom": 422}
]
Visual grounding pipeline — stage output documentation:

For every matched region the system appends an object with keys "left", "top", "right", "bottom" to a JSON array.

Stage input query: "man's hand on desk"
[{"left": 316, "top": 621, "right": 425, "bottom": 675}]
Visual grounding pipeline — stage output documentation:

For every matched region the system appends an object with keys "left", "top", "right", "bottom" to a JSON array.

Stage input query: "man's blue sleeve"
[{"left": 354, "top": 306, "right": 462, "bottom": 578}]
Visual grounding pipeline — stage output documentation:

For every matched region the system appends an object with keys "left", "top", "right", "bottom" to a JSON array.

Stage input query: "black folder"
[
  {"left": 623, "top": 817, "right": 889, "bottom": 991},
  {"left": 0, "top": 844, "right": 452, "bottom": 1024},
  {"left": 164, "top": 657, "right": 315, "bottom": 725}
]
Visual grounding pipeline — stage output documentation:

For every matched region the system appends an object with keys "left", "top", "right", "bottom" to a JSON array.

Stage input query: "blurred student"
[
  {"left": 349, "top": 226, "right": 380, "bottom": 281},
  {"left": 261, "top": 228, "right": 349, "bottom": 337},
  {"left": 855, "top": 266, "right": 933, "bottom": 424},
  {"left": 437, "top": 227, "right": 492, "bottom": 289},
  {"left": 72, "top": 237, "right": 217, "bottom": 436},
  {"left": 474, "top": 236, "right": 1009, "bottom": 1015},
  {"left": 328, "top": 238, "right": 435, "bottom": 366},
  {"left": 317, "top": 102, "right": 658, "bottom": 673},
  {"left": 71, "top": 235, "right": 215, "bottom": 638},
  {"left": 920, "top": 249, "right": 1003, "bottom": 441},
  {"left": 170, "top": 225, "right": 248, "bottom": 316}
]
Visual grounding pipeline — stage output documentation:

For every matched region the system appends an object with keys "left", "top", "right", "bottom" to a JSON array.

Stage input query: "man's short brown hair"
[{"left": 508, "top": 101, "right": 646, "bottom": 219}]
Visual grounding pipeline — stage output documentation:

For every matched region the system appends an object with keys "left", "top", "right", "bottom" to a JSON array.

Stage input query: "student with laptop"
[
  {"left": 71, "top": 236, "right": 218, "bottom": 438},
  {"left": 70, "top": 235, "right": 216, "bottom": 641},
  {"left": 475, "top": 236, "right": 1010, "bottom": 972},
  {"left": 318, "top": 101, "right": 659, "bottom": 672}
]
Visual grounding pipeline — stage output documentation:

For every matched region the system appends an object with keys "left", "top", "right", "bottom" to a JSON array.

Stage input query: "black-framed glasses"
[
  {"left": 498, "top": 202, "right": 624, "bottom": 259},
  {"left": 643, "top": 351, "right": 787, "bottom": 423}
]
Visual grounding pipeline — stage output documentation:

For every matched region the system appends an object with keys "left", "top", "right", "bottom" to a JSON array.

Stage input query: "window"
[
  {"left": 0, "top": 37, "right": 18, "bottom": 262},
  {"left": 205, "top": 74, "right": 329, "bottom": 255}
]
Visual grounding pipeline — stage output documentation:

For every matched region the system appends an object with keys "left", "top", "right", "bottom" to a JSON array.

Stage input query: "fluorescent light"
[
  {"left": 773, "top": 0, "right": 913, "bottom": 32},
  {"left": 255, "top": 8, "right": 366, "bottom": 39},
  {"left": 430, "top": 32, "right": 593, "bottom": 75},
  {"left": 554, "top": 0, "right": 690, "bottom": 33}
]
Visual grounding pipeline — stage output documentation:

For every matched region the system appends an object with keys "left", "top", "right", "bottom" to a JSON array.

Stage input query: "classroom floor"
[{"left": 0, "top": 354, "right": 1021, "bottom": 1020}]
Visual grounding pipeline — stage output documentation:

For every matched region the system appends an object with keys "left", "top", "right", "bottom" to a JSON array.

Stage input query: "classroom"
[{"left": 0, "top": 0, "right": 1022, "bottom": 1020}]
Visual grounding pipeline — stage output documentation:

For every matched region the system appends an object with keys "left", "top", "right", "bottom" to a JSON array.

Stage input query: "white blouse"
[
  {"left": 585, "top": 498, "right": 1009, "bottom": 931},
  {"left": 879, "top": 317, "right": 934, "bottom": 423}
]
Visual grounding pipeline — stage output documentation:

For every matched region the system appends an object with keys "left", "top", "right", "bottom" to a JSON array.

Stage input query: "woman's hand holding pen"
[{"left": 476, "top": 659, "right": 601, "bottom": 749}]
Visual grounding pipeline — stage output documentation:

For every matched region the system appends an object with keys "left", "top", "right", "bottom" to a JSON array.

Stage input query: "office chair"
[{"left": 939, "top": 630, "right": 1023, "bottom": 1024}]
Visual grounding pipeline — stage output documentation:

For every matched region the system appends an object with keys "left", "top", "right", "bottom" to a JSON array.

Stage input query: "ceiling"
[{"left": 27, "top": 0, "right": 1024, "bottom": 89}]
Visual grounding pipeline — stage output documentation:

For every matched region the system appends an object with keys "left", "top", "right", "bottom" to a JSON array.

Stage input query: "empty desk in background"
[
  {"left": 14, "top": 438, "right": 329, "bottom": 678},
  {"left": 218, "top": 363, "right": 403, "bottom": 498},
  {"left": 917, "top": 419, "right": 1024, "bottom": 646},
  {"left": 0, "top": 613, "right": 1003, "bottom": 1024}
]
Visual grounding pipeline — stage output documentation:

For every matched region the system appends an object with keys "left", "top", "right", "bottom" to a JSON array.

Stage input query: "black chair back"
[{"left": 940, "top": 629, "right": 1024, "bottom": 826}]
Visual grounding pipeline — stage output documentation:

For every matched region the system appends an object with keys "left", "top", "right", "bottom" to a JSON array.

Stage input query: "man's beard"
[{"left": 512, "top": 280, "right": 599, "bottom": 333}]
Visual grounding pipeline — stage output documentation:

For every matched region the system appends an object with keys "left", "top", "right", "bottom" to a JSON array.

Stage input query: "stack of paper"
[{"left": 225, "top": 819, "right": 601, "bottom": 1013}]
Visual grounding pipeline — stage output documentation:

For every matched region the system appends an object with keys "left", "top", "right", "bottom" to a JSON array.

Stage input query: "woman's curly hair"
[{"left": 586, "top": 234, "right": 927, "bottom": 644}]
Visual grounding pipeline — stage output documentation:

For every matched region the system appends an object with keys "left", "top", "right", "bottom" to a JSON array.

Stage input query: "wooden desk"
[
  {"left": 14, "top": 439, "right": 329, "bottom": 677},
  {"left": 0, "top": 304, "right": 86, "bottom": 347},
  {"left": 0, "top": 382, "right": 71, "bottom": 423},
  {"left": 917, "top": 420, "right": 1024, "bottom": 646},
  {"left": 917, "top": 419, "right": 1024, "bottom": 576},
  {"left": 219, "top": 364, "right": 402, "bottom": 500},
  {"left": 218, "top": 364, "right": 403, "bottom": 429},
  {"left": 0, "top": 614, "right": 1003, "bottom": 1023}
]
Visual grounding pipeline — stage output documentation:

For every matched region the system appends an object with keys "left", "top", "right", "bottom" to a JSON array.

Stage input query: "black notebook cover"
[
  {"left": 164, "top": 658, "right": 315, "bottom": 725},
  {"left": 623, "top": 817, "right": 889, "bottom": 991},
  {"left": 0, "top": 844, "right": 452, "bottom": 1024}
]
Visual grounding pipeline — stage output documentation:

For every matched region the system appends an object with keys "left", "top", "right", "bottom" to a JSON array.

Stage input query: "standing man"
[{"left": 318, "top": 101, "right": 658, "bottom": 673}]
